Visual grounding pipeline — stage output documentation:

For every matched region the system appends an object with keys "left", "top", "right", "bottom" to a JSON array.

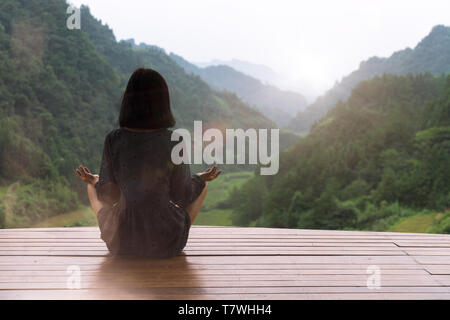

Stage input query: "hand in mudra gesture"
[
  {"left": 76, "top": 166, "right": 99, "bottom": 185},
  {"left": 197, "top": 165, "right": 222, "bottom": 182}
]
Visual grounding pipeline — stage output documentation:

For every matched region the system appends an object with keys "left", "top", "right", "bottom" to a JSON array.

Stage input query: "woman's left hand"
[{"left": 76, "top": 166, "right": 99, "bottom": 185}]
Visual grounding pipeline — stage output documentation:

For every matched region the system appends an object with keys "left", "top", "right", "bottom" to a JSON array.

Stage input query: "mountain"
[
  {"left": 197, "top": 59, "right": 282, "bottom": 86},
  {"left": 228, "top": 73, "right": 450, "bottom": 231},
  {"left": 288, "top": 25, "right": 450, "bottom": 133},
  {"left": 170, "top": 54, "right": 308, "bottom": 126},
  {"left": 197, "top": 58, "right": 319, "bottom": 102},
  {"left": 0, "top": 0, "right": 275, "bottom": 227}
]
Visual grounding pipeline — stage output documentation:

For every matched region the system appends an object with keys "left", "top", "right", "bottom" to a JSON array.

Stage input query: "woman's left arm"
[{"left": 95, "top": 134, "right": 121, "bottom": 206}]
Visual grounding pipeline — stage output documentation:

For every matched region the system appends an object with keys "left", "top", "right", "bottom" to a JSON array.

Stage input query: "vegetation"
[
  {"left": 32, "top": 206, "right": 97, "bottom": 228},
  {"left": 0, "top": 0, "right": 121, "bottom": 226},
  {"left": 194, "top": 171, "right": 253, "bottom": 226},
  {"left": 229, "top": 74, "right": 450, "bottom": 232},
  {"left": 389, "top": 213, "right": 437, "bottom": 233},
  {"left": 288, "top": 25, "right": 450, "bottom": 133},
  {"left": 0, "top": 0, "right": 275, "bottom": 227}
]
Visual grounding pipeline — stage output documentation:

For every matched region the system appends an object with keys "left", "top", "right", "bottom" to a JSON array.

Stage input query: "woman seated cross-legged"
[{"left": 76, "top": 68, "right": 221, "bottom": 258}]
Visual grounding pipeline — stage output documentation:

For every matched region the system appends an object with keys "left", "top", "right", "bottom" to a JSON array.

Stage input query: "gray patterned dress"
[{"left": 95, "top": 128, "right": 205, "bottom": 258}]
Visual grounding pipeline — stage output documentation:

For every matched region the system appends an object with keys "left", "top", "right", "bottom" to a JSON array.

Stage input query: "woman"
[{"left": 76, "top": 68, "right": 221, "bottom": 258}]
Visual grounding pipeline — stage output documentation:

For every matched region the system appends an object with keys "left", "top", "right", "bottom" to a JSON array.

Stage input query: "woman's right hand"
[{"left": 197, "top": 165, "right": 222, "bottom": 182}]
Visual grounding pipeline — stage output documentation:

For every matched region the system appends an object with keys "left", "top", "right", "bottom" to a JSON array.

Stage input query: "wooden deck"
[{"left": 1, "top": 226, "right": 450, "bottom": 300}]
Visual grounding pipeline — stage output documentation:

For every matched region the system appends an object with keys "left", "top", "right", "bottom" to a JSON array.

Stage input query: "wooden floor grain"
[{"left": 1, "top": 226, "right": 450, "bottom": 300}]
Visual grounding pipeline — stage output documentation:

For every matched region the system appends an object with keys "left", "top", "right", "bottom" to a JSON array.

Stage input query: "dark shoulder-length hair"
[{"left": 119, "top": 68, "right": 176, "bottom": 129}]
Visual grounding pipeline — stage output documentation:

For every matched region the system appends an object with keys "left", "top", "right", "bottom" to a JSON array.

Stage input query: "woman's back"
[
  {"left": 95, "top": 127, "right": 206, "bottom": 258},
  {"left": 109, "top": 128, "right": 173, "bottom": 206}
]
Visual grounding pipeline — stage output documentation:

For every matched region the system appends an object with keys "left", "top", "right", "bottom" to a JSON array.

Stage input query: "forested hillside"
[
  {"left": 0, "top": 0, "right": 121, "bottom": 227},
  {"left": 0, "top": 0, "right": 275, "bottom": 228},
  {"left": 229, "top": 74, "right": 450, "bottom": 232},
  {"left": 288, "top": 25, "right": 450, "bottom": 133},
  {"left": 170, "top": 53, "right": 307, "bottom": 126}
]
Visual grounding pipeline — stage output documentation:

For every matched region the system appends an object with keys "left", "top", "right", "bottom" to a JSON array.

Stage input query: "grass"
[
  {"left": 201, "top": 171, "right": 253, "bottom": 211},
  {"left": 194, "top": 209, "right": 233, "bottom": 226},
  {"left": 32, "top": 206, "right": 97, "bottom": 228},
  {"left": 194, "top": 171, "right": 253, "bottom": 226},
  {"left": 0, "top": 185, "right": 9, "bottom": 198},
  {"left": 389, "top": 213, "right": 438, "bottom": 233}
]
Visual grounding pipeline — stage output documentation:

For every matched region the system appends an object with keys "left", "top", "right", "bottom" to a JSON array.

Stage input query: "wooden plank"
[
  {"left": 0, "top": 245, "right": 403, "bottom": 250},
  {"left": 431, "top": 275, "right": 450, "bottom": 286},
  {"left": 414, "top": 256, "right": 450, "bottom": 265},
  {"left": 0, "top": 290, "right": 449, "bottom": 300},
  {"left": 0, "top": 285, "right": 449, "bottom": 297},
  {"left": 0, "top": 249, "right": 406, "bottom": 256},
  {"left": 0, "top": 244, "right": 109, "bottom": 248},
  {"left": 84, "top": 293, "right": 450, "bottom": 300},
  {"left": 0, "top": 255, "right": 418, "bottom": 265},
  {"left": 0, "top": 278, "right": 441, "bottom": 290},
  {"left": 0, "top": 274, "right": 436, "bottom": 283},
  {"left": 1, "top": 230, "right": 448, "bottom": 240},
  {"left": 0, "top": 228, "right": 98, "bottom": 232},
  {"left": 0, "top": 239, "right": 104, "bottom": 243},
  {"left": 403, "top": 249, "right": 450, "bottom": 256},
  {"left": 0, "top": 251, "right": 109, "bottom": 256},
  {"left": 423, "top": 265, "right": 450, "bottom": 275},
  {"left": 0, "top": 252, "right": 405, "bottom": 257},
  {"left": 1, "top": 227, "right": 448, "bottom": 240},
  {"left": 0, "top": 242, "right": 400, "bottom": 247},
  {"left": 0, "top": 227, "right": 413, "bottom": 235},
  {"left": 0, "top": 252, "right": 406, "bottom": 257},
  {"left": 0, "top": 268, "right": 430, "bottom": 276},
  {"left": 2, "top": 226, "right": 446, "bottom": 237},
  {"left": 0, "top": 239, "right": 400, "bottom": 245},
  {"left": 0, "top": 263, "right": 425, "bottom": 271},
  {"left": 0, "top": 231, "right": 446, "bottom": 240},
  {"left": 396, "top": 242, "right": 450, "bottom": 247},
  {"left": 0, "top": 232, "right": 100, "bottom": 239}
]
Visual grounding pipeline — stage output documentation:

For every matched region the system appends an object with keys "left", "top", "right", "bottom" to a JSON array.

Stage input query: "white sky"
[{"left": 69, "top": 0, "right": 450, "bottom": 96}]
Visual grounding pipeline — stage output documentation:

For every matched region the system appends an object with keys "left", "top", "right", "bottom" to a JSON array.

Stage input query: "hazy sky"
[{"left": 69, "top": 0, "right": 450, "bottom": 96}]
